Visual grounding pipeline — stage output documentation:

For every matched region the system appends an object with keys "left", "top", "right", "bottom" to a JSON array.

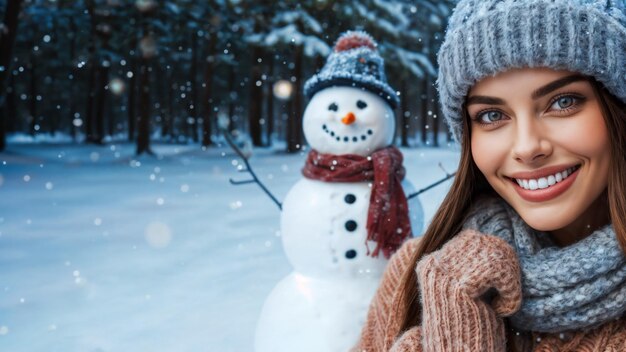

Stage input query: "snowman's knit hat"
[
  {"left": 438, "top": 0, "right": 626, "bottom": 142},
  {"left": 304, "top": 31, "right": 399, "bottom": 109}
]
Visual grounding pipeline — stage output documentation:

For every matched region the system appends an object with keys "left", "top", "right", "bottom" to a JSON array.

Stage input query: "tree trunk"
[
  {"left": 69, "top": 17, "right": 78, "bottom": 141},
  {"left": 228, "top": 64, "right": 236, "bottom": 132},
  {"left": 433, "top": 82, "right": 440, "bottom": 147},
  {"left": 201, "top": 31, "right": 215, "bottom": 147},
  {"left": 28, "top": 58, "right": 37, "bottom": 136},
  {"left": 6, "top": 73, "right": 16, "bottom": 132},
  {"left": 127, "top": 12, "right": 139, "bottom": 143},
  {"left": 97, "top": 12, "right": 113, "bottom": 141},
  {"left": 160, "top": 65, "right": 169, "bottom": 139},
  {"left": 427, "top": 77, "right": 436, "bottom": 146},
  {"left": 48, "top": 10, "right": 60, "bottom": 137},
  {"left": 287, "top": 45, "right": 304, "bottom": 153},
  {"left": 315, "top": 55, "right": 324, "bottom": 73},
  {"left": 128, "top": 53, "right": 137, "bottom": 142},
  {"left": 420, "top": 74, "right": 430, "bottom": 145},
  {"left": 248, "top": 45, "right": 263, "bottom": 146},
  {"left": 0, "top": 0, "right": 23, "bottom": 151},
  {"left": 94, "top": 62, "right": 108, "bottom": 144},
  {"left": 400, "top": 77, "right": 409, "bottom": 147},
  {"left": 135, "top": 6, "right": 154, "bottom": 154},
  {"left": 189, "top": 32, "right": 198, "bottom": 143},
  {"left": 85, "top": 0, "right": 98, "bottom": 143},
  {"left": 167, "top": 70, "right": 175, "bottom": 140},
  {"left": 136, "top": 59, "right": 153, "bottom": 155},
  {"left": 107, "top": 93, "right": 114, "bottom": 137},
  {"left": 85, "top": 61, "right": 97, "bottom": 142},
  {"left": 265, "top": 53, "right": 274, "bottom": 146},
  {"left": 49, "top": 75, "right": 58, "bottom": 136}
]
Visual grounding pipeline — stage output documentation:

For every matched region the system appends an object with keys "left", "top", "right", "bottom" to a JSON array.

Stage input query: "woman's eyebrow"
[
  {"left": 531, "top": 74, "right": 587, "bottom": 100},
  {"left": 466, "top": 74, "right": 588, "bottom": 106},
  {"left": 466, "top": 96, "right": 505, "bottom": 106}
]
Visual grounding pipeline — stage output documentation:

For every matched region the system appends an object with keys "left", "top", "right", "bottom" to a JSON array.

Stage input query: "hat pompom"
[{"left": 334, "top": 31, "right": 377, "bottom": 52}]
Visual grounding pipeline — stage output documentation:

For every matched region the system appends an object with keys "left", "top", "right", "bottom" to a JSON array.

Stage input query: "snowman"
[{"left": 254, "top": 31, "right": 424, "bottom": 352}]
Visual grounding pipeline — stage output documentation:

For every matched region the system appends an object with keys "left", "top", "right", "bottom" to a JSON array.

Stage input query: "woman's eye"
[
  {"left": 356, "top": 100, "right": 367, "bottom": 109},
  {"left": 550, "top": 96, "right": 577, "bottom": 110},
  {"left": 477, "top": 110, "right": 503, "bottom": 124},
  {"left": 328, "top": 103, "right": 338, "bottom": 112}
]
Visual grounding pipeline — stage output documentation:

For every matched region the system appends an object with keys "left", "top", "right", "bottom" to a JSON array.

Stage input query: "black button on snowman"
[
  {"left": 344, "top": 193, "right": 356, "bottom": 204},
  {"left": 345, "top": 192, "right": 359, "bottom": 260},
  {"left": 255, "top": 31, "right": 424, "bottom": 352}
]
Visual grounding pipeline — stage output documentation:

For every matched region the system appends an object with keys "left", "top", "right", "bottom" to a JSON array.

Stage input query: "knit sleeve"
[
  {"left": 389, "top": 326, "right": 423, "bottom": 352},
  {"left": 416, "top": 230, "right": 522, "bottom": 352},
  {"left": 352, "top": 237, "right": 422, "bottom": 352},
  {"left": 532, "top": 315, "right": 626, "bottom": 351}
]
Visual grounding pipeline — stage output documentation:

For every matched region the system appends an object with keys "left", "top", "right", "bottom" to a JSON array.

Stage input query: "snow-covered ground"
[{"left": 0, "top": 140, "right": 459, "bottom": 352}]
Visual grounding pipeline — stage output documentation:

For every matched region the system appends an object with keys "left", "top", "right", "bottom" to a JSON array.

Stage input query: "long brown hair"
[{"left": 392, "top": 79, "right": 626, "bottom": 349}]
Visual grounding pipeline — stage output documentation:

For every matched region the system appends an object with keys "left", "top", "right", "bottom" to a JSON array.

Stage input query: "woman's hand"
[
  {"left": 420, "top": 229, "right": 522, "bottom": 315},
  {"left": 390, "top": 326, "right": 423, "bottom": 352},
  {"left": 415, "top": 229, "right": 522, "bottom": 351}
]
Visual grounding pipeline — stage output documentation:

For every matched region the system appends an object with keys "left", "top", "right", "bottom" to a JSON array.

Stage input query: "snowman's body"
[
  {"left": 281, "top": 178, "right": 422, "bottom": 279},
  {"left": 256, "top": 179, "right": 423, "bottom": 352},
  {"left": 255, "top": 85, "right": 424, "bottom": 351}
]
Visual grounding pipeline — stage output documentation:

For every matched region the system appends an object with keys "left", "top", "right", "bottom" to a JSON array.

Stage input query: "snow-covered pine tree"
[
  {"left": 0, "top": 0, "right": 23, "bottom": 151},
  {"left": 334, "top": 0, "right": 453, "bottom": 147},
  {"left": 244, "top": 2, "right": 332, "bottom": 152}
]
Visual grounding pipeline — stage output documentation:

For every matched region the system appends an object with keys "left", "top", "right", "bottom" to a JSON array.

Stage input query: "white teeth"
[
  {"left": 514, "top": 166, "right": 578, "bottom": 191},
  {"left": 537, "top": 178, "right": 548, "bottom": 189}
]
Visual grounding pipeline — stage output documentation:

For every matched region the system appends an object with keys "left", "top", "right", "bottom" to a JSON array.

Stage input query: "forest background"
[{"left": 0, "top": 0, "right": 456, "bottom": 154}]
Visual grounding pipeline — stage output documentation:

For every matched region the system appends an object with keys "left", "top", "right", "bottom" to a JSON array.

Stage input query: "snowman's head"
[{"left": 303, "top": 86, "right": 395, "bottom": 156}]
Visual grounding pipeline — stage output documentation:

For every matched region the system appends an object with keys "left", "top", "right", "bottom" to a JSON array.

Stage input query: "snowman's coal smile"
[{"left": 322, "top": 124, "right": 374, "bottom": 143}]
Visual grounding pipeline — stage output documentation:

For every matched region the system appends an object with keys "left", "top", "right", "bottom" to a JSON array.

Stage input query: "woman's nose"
[{"left": 511, "top": 118, "right": 552, "bottom": 164}]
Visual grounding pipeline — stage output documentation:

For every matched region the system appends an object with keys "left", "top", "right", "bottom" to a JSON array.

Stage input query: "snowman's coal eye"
[
  {"left": 328, "top": 103, "right": 338, "bottom": 112},
  {"left": 356, "top": 100, "right": 367, "bottom": 109}
]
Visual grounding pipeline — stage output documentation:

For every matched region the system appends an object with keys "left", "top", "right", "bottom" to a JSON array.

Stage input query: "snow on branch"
[
  {"left": 372, "top": 0, "right": 410, "bottom": 28},
  {"left": 246, "top": 24, "right": 331, "bottom": 57},
  {"left": 417, "top": 1, "right": 440, "bottom": 15},
  {"left": 437, "top": 3, "right": 453, "bottom": 17},
  {"left": 353, "top": 2, "right": 400, "bottom": 38},
  {"left": 273, "top": 10, "right": 323, "bottom": 34},
  {"left": 388, "top": 44, "right": 436, "bottom": 78}
]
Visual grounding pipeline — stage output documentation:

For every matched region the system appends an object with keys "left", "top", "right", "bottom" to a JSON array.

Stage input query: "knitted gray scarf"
[{"left": 462, "top": 196, "right": 626, "bottom": 333}]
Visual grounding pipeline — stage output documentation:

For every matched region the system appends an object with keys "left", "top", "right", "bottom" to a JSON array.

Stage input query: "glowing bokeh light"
[
  {"left": 273, "top": 80, "right": 293, "bottom": 100},
  {"left": 109, "top": 78, "right": 125, "bottom": 95}
]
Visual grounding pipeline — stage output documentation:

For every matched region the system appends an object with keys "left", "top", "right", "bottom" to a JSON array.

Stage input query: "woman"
[{"left": 353, "top": 0, "right": 626, "bottom": 351}]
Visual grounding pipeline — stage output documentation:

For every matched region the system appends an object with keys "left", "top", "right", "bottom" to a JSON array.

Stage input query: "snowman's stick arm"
[
  {"left": 229, "top": 179, "right": 256, "bottom": 185},
  {"left": 407, "top": 171, "right": 456, "bottom": 199},
  {"left": 223, "top": 130, "right": 283, "bottom": 211}
]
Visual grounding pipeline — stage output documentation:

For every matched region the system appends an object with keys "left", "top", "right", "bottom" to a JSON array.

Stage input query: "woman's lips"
[{"left": 510, "top": 167, "right": 580, "bottom": 202}]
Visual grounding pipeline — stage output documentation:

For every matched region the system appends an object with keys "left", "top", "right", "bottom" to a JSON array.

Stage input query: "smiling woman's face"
[
  {"left": 468, "top": 68, "right": 611, "bottom": 244},
  {"left": 303, "top": 86, "right": 395, "bottom": 156}
]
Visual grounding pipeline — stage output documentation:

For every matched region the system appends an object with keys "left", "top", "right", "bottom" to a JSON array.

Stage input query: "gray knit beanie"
[
  {"left": 438, "top": 0, "right": 626, "bottom": 142},
  {"left": 304, "top": 30, "right": 399, "bottom": 109}
]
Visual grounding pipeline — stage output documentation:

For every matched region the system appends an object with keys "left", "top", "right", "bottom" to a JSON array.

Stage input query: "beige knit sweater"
[{"left": 352, "top": 230, "right": 626, "bottom": 352}]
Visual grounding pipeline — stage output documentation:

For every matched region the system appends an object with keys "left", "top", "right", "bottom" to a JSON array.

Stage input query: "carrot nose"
[{"left": 341, "top": 112, "right": 356, "bottom": 125}]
